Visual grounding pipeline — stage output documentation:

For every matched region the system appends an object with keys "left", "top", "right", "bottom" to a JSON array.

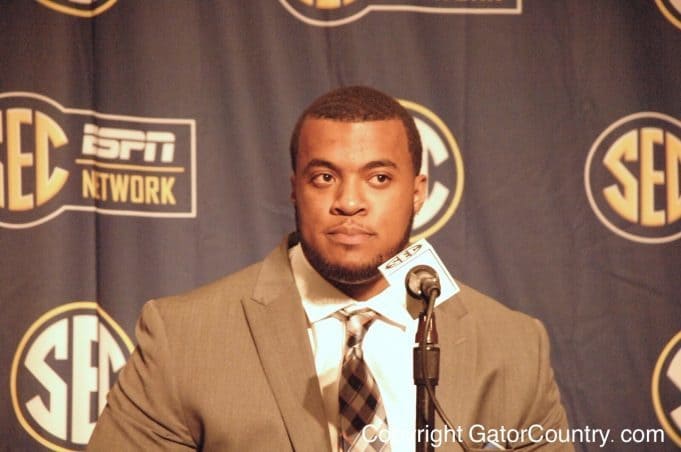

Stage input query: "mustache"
[{"left": 324, "top": 221, "right": 377, "bottom": 235}]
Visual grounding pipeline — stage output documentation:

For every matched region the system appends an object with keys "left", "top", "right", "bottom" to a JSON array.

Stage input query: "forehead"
[{"left": 296, "top": 118, "right": 410, "bottom": 170}]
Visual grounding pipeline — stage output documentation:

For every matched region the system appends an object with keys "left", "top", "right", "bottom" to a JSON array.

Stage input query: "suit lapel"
[
  {"left": 433, "top": 293, "right": 480, "bottom": 428},
  {"left": 242, "top": 240, "right": 331, "bottom": 452},
  {"left": 434, "top": 288, "right": 507, "bottom": 448}
]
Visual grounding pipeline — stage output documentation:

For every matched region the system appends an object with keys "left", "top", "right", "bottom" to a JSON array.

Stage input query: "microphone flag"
[{"left": 378, "top": 238, "right": 460, "bottom": 304}]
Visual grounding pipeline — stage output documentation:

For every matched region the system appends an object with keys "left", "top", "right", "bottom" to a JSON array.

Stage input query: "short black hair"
[{"left": 289, "top": 86, "right": 422, "bottom": 173}]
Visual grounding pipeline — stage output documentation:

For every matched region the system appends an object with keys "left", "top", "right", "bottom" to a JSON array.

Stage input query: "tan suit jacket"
[{"left": 88, "top": 236, "right": 572, "bottom": 451}]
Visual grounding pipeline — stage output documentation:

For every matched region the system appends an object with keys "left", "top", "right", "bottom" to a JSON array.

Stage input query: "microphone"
[{"left": 406, "top": 265, "right": 441, "bottom": 300}]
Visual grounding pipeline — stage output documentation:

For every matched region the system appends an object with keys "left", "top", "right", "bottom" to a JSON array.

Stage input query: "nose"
[{"left": 331, "top": 178, "right": 366, "bottom": 216}]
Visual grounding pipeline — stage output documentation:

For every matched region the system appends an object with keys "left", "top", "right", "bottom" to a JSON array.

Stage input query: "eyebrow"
[
  {"left": 302, "top": 158, "right": 398, "bottom": 174},
  {"left": 364, "top": 159, "right": 398, "bottom": 170}
]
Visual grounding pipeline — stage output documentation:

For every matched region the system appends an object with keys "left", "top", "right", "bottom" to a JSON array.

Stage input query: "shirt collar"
[{"left": 289, "top": 244, "right": 415, "bottom": 330}]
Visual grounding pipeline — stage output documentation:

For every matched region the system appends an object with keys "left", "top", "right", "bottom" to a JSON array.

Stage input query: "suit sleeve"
[
  {"left": 87, "top": 300, "right": 197, "bottom": 451},
  {"left": 521, "top": 319, "right": 573, "bottom": 451}
]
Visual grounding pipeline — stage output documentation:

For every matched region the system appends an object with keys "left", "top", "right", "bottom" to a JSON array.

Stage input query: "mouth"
[{"left": 325, "top": 223, "right": 376, "bottom": 246}]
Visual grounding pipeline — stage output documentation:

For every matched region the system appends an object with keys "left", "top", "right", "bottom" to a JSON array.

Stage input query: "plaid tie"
[{"left": 337, "top": 309, "right": 390, "bottom": 452}]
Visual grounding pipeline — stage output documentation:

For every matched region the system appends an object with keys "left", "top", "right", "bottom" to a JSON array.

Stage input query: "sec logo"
[
  {"left": 585, "top": 112, "right": 681, "bottom": 243},
  {"left": 10, "top": 302, "right": 133, "bottom": 450},
  {"left": 400, "top": 100, "right": 464, "bottom": 242}
]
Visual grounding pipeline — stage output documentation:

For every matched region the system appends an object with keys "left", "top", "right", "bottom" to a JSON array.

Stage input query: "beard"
[{"left": 295, "top": 207, "right": 414, "bottom": 287}]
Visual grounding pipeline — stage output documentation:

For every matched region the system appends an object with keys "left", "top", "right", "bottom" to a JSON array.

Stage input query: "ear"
[
  {"left": 290, "top": 173, "right": 297, "bottom": 204},
  {"left": 413, "top": 174, "right": 427, "bottom": 214}
]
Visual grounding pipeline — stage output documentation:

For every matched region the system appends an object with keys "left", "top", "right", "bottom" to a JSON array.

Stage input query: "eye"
[
  {"left": 369, "top": 173, "right": 392, "bottom": 187},
  {"left": 311, "top": 173, "right": 335, "bottom": 187}
]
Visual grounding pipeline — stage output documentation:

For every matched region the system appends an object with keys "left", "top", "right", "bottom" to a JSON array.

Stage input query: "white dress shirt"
[{"left": 289, "top": 244, "right": 444, "bottom": 452}]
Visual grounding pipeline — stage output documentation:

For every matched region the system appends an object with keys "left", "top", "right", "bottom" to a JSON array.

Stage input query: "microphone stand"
[
  {"left": 414, "top": 296, "right": 439, "bottom": 452},
  {"left": 407, "top": 265, "right": 468, "bottom": 451}
]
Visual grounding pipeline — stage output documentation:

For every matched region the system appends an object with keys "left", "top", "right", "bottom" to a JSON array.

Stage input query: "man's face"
[{"left": 291, "top": 117, "right": 426, "bottom": 294}]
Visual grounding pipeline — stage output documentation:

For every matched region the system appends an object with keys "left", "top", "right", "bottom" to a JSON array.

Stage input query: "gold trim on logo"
[
  {"left": 651, "top": 330, "right": 681, "bottom": 448},
  {"left": 278, "top": 0, "right": 522, "bottom": 27},
  {"left": 75, "top": 159, "right": 186, "bottom": 173},
  {"left": 656, "top": 0, "right": 681, "bottom": 31},
  {"left": 36, "top": 0, "right": 118, "bottom": 18}
]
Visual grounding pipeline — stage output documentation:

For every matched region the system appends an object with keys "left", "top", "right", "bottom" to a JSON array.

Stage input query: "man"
[{"left": 89, "top": 86, "right": 572, "bottom": 451}]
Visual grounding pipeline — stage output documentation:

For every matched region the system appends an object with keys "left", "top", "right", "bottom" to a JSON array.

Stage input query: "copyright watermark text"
[{"left": 361, "top": 423, "right": 666, "bottom": 448}]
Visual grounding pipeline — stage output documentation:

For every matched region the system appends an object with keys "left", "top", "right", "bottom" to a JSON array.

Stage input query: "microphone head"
[{"left": 405, "top": 265, "right": 441, "bottom": 300}]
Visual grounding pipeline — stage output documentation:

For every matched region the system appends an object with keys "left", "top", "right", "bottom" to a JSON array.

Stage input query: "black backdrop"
[{"left": 1, "top": 1, "right": 680, "bottom": 450}]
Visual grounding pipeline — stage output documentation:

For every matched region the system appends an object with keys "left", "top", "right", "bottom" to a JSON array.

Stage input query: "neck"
[{"left": 331, "top": 276, "right": 388, "bottom": 301}]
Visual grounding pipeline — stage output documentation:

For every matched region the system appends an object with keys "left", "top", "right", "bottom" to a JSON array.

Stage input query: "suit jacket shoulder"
[
  {"left": 433, "top": 282, "right": 572, "bottom": 450},
  {"left": 89, "top": 240, "right": 330, "bottom": 451},
  {"left": 151, "top": 258, "right": 263, "bottom": 330}
]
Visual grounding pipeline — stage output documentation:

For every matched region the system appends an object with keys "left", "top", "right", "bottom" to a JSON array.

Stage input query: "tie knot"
[{"left": 338, "top": 308, "right": 377, "bottom": 351}]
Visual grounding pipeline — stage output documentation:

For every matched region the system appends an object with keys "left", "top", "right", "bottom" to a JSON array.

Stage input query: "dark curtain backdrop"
[{"left": 1, "top": 1, "right": 680, "bottom": 450}]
